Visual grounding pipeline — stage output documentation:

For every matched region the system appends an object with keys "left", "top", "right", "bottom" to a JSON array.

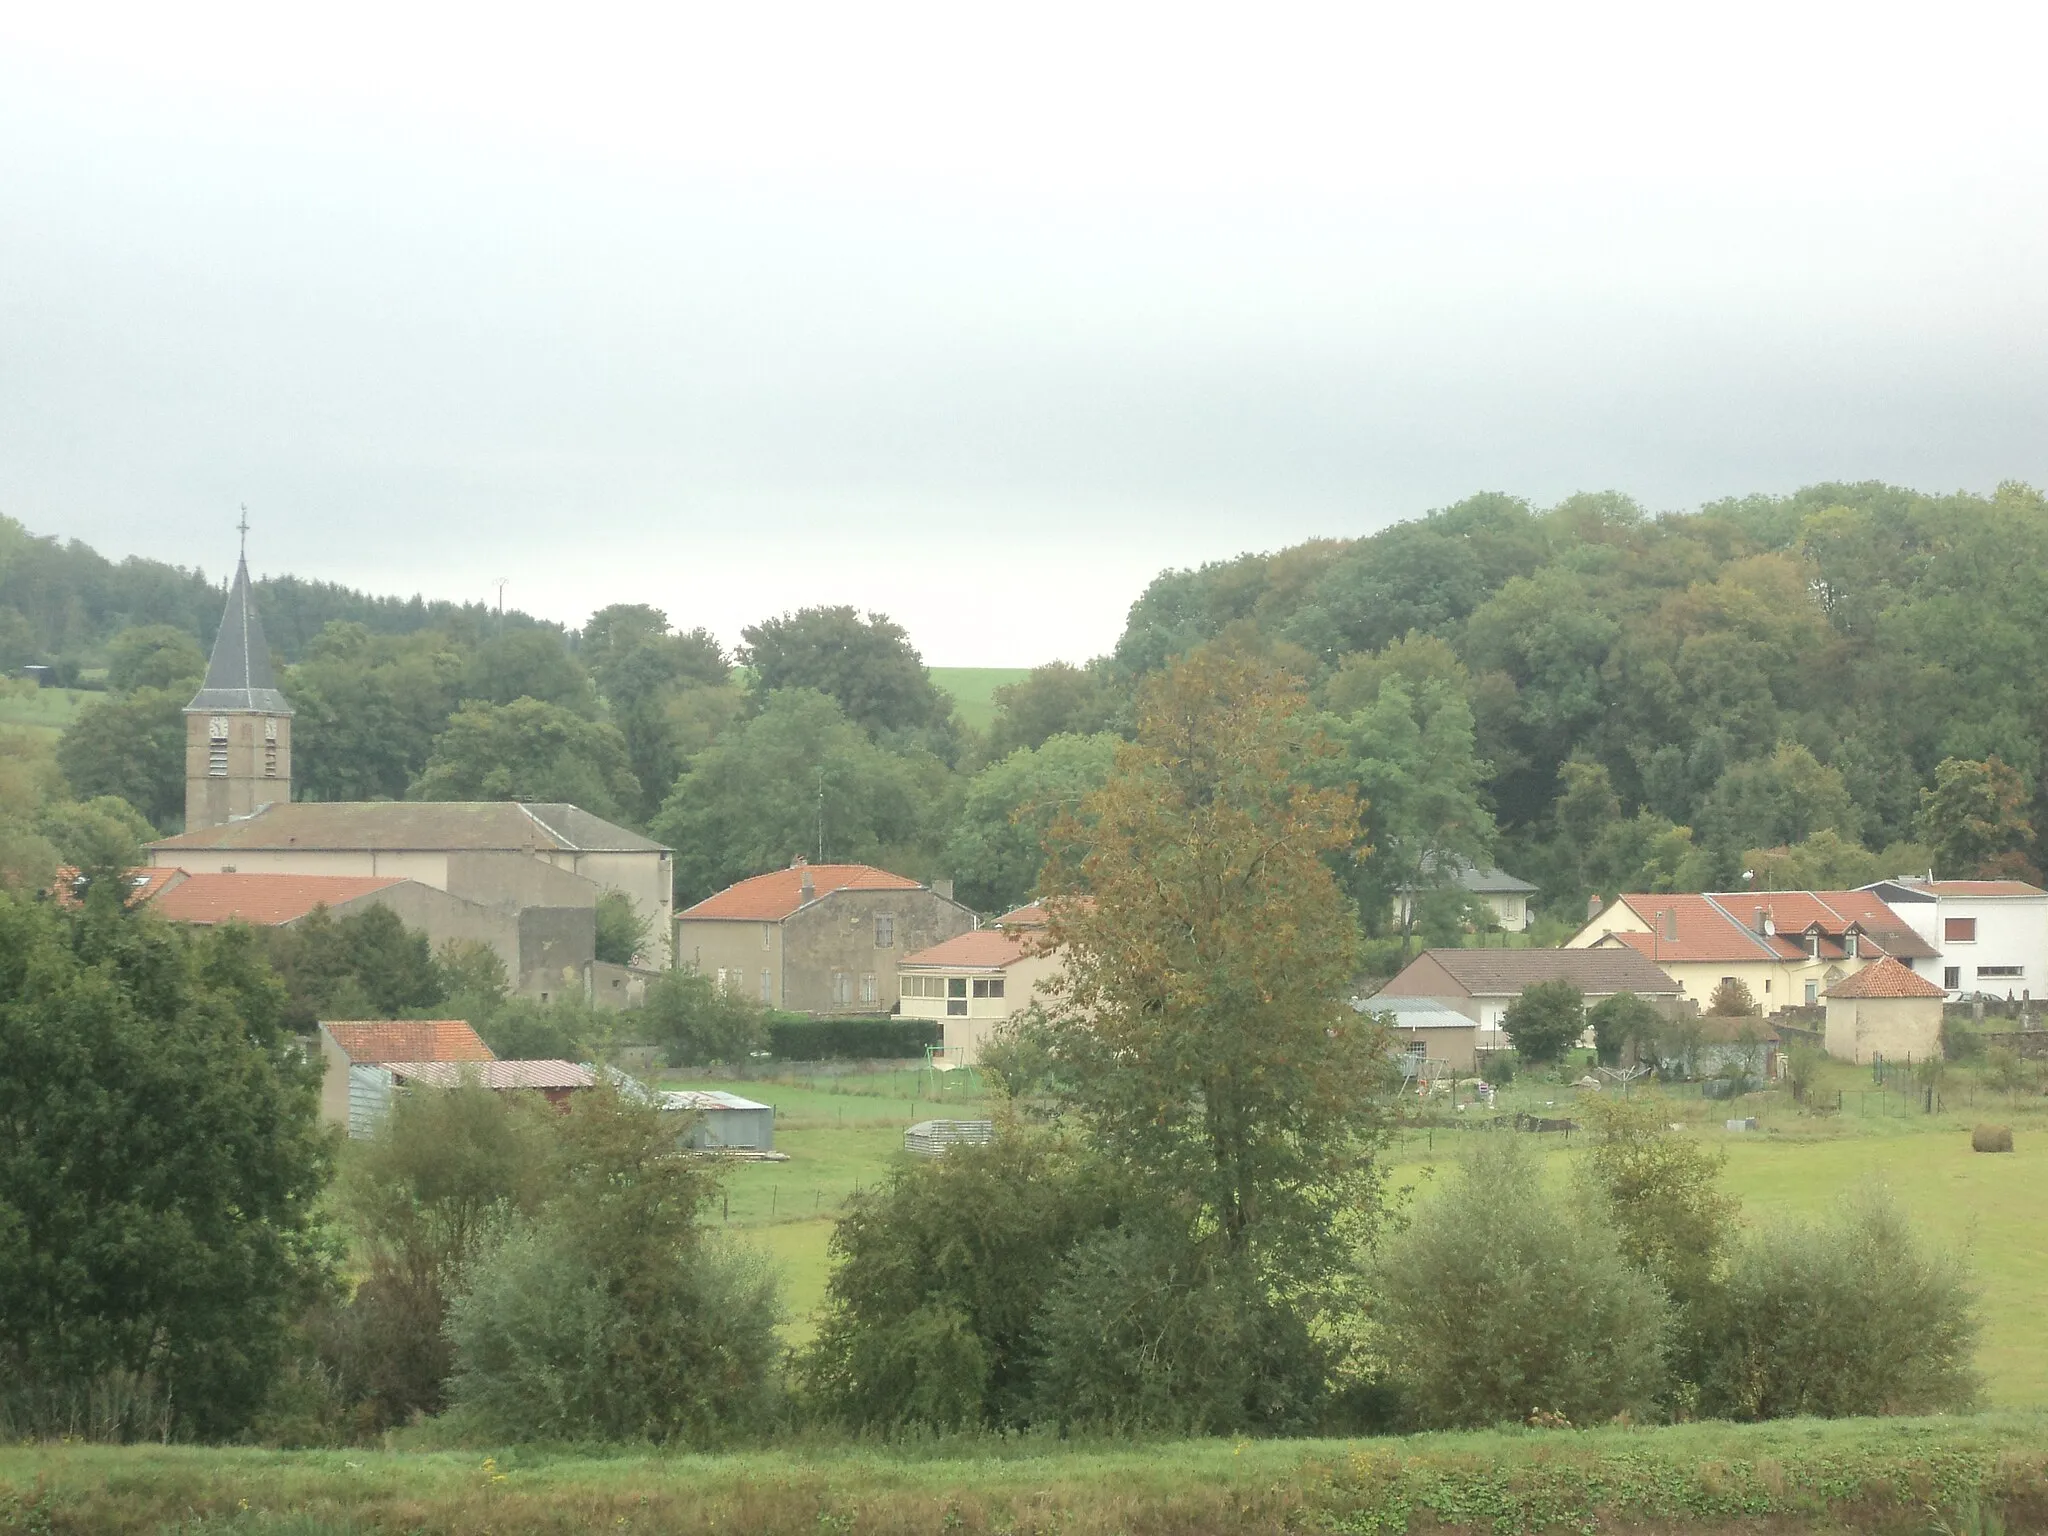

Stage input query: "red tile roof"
[
  {"left": 323, "top": 1020, "right": 495, "bottom": 1064},
  {"left": 1827, "top": 958, "right": 1947, "bottom": 999},
  {"left": 50, "top": 866, "right": 184, "bottom": 908},
  {"left": 901, "top": 929, "right": 1037, "bottom": 969},
  {"left": 1922, "top": 880, "right": 2047, "bottom": 898},
  {"left": 679, "top": 861, "right": 923, "bottom": 921},
  {"left": 151, "top": 872, "right": 407, "bottom": 926},
  {"left": 1604, "top": 891, "right": 1936, "bottom": 963},
  {"left": 997, "top": 902, "right": 1051, "bottom": 929}
]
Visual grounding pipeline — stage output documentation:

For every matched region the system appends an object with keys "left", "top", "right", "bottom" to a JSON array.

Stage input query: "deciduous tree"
[
  {"left": 411, "top": 698, "right": 640, "bottom": 822},
  {"left": 1502, "top": 979, "right": 1585, "bottom": 1064},
  {"left": 1917, "top": 755, "right": 2036, "bottom": 880}
]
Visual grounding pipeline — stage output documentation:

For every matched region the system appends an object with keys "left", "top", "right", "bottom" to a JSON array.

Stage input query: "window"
[
  {"left": 874, "top": 914, "right": 895, "bottom": 948},
  {"left": 1944, "top": 966, "right": 1962, "bottom": 990},
  {"left": 1946, "top": 917, "right": 1978, "bottom": 943},
  {"left": 902, "top": 974, "right": 927, "bottom": 999},
  {"left": 946, "top": 976, "right": 967, "bottom": 1016},
  {"left": 859, "top": 972, "right": 877, "bottom": 1006},
  {"left": 760, "top": 969, "right": 773, "bottom": 1002},
  {"left": 761, "top": 923, "right": 772, "bottom": 950},
  {"left": 972, "top": 977, "right": 1006, "bottom": 1000},
  {"left": 1804, "top": 980, "right": 1818, "bottom": 1006},
  {"left": 1805, "top": 932, "right": 1820, "bottom": 958},
  {"left": 947, "top": 997, "right": 967, "bottom": 1016},
  {"left": 208, "top": 715, "right": 229, "bottom": 776},
  {"left": 1978, "top": 965, "right": 2024, "bottom": 979},
  {"left": 1845, "top": 931, "right": 1860, "bottom": 958},
  {"left": 831, "top": 971, "right": 852, "bottom": 1005},
  {"left": 1404, "top": 1038, "right": 1427, "bottom": 1057}
]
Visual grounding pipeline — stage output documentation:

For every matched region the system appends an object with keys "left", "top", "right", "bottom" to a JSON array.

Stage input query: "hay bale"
[{"left": 1972, "top": 1124, "right": 2014, "bottom": 1153}]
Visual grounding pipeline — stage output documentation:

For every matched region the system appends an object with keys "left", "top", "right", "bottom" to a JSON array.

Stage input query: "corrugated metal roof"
[
  {"left": 679, "top": 862, "right": 922, "bottom": 921},
  {"left": 1353, "top": 995, "right": 1477, "bottom": 1029},
  {"left": 662, "top": 1089, "right": 773, "bottom": 1112},
  {"left": 387, "top": 1060, "right": 595, "bottom": 1089},
  {"left": 152, "top": 800, "right": 666, "bottom": 854}
]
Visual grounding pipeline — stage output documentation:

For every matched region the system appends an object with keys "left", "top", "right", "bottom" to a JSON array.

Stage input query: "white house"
[
  {"left": 897, "top": 906, "right": 1062, "bottom": 1065},
  {"left": 1861, "top": 878, "right": 2048, "bottom": 1000}
]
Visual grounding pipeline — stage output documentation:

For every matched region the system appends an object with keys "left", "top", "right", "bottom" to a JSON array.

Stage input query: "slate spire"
[{"left": 186, "top": 552, "right": 292, "bottom": 714}]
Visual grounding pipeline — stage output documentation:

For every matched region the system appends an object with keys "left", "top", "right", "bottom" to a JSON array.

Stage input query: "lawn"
[
  {"left": 8, "top": 1413, "right": 2048, "bottom": 1532},
  {"left": 930, "top": 666, "right": 1031, "bottom": 733},
  {"left": 693, "top": 1059, "right": 2048, "bottom": 1405},
  {"left": 0, "top": 685, "right": 89, "bottom": 740}
]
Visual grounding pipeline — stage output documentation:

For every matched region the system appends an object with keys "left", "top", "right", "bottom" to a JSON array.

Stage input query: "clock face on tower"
[{"left": 210, "top": 716, "right": 229, "bottom": 739}]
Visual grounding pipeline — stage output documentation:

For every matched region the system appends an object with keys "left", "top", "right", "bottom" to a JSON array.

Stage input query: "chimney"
[
  {"left": 1587, "top": 892, "right": 1604, "bottom": 921},
  {"left": 800, "top": 869, "right": 815, "bottom": 903},
  {"left": 1663, "top": 908, "right": 1680, "bottom": 942},
  {"left": 1754, "top": 907, "right": 1770, "bottom": 936}
]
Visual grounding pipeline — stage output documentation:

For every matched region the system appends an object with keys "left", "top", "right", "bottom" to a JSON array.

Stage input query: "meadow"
[
  {"left": 677, "top": 1054, "right": 2048, "bottom": 1402},
  {"left": 928, "top": 666, "right": 1031, "bottom": 733},
  {"left": 0, "top": 683, "right": 87, "bottom": 741}
]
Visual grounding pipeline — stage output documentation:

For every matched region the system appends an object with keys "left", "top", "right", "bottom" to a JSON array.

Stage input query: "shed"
[
  {"left": 1353, "top": 994, "right": 1482, "bottom": 1073},
  {"left": 1825, "top": 957, "right": 1946, "bottom": 1064},
  {"left": 904, "top": 1119, "right": 995, "bottom": 1156},
  {"left": 345, "top": 1059, "right": 595, "bottom": 1138},
  {"left": 662, "top": 1089, "right": 777, "bottom": 1151}
]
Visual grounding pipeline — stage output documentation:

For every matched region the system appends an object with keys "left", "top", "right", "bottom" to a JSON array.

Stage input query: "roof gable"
[{"left": 680, "top": 862, "right": 924, "bottom": 921}]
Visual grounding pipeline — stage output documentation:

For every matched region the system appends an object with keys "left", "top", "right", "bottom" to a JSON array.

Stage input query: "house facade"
[
  {"left": 898, "top": 914, "right": 1063, "bottom": 1065},
  {"left": 1824, "top": 956, "right": 1946, "bottom": 1064},
  {"left": 1393, "top": 861, "right": 1539, "bottom": 932},
  {"left": 676, "top": 858, "right": 977, "bottom": 1015},
  {"left": 1353, "top": 994, "right": 1482, "bottom": 1073},
  {"left": 1861, "top": 879, "right": 2048, "bottom": 1000},
  {"left": 1373, "top": 946, "right": 1682, "bottom": 1049},
  {"left": 1566, "top": 890, "right": 1936, "bottom": 1014}
]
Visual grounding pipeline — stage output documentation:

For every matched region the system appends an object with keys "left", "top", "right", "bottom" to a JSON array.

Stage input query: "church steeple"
[{"left": 184, "top": 535, "right": 292, "bottom": 831}]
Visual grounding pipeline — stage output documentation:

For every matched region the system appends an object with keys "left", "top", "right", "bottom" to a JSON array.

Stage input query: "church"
[{"left": 143, "top": 545, "right": 674, "bottom": 999}]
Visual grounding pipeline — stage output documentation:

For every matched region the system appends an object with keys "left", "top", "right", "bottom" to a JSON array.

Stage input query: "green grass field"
[
  {"left": 930, "top": 666, "right": 1032, "bottom": 733},
  {"left": 690, "top": 1057, "right": 2048, "bottom": 1404},
  {"left": 0, "top": 685, "right": 88, "bottom": 740},
  {"left": 8, "top": 1413, "right": 2047, "bottom": 1532}
]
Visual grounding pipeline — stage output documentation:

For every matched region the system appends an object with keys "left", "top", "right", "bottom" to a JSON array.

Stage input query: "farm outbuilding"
[
  {"left": 345, "top": 1059, "right": 595, "bottom": 1139},
  {"left": 1825, "top": 957, "right": 1946, "bottom": 1064},
  {"left": 662, "top": 1090, "right": 777, "bottom": 1151}
]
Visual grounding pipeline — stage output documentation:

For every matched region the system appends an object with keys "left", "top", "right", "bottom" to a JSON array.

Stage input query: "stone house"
[
  {"left": 676, "top": 857, "right": 977, "bottom": 1014},
  {"left": 1825, "top": 956, "right": 1947, "bottom": 1064}
]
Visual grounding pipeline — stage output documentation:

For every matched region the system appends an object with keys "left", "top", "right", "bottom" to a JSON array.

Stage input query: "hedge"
[{"left": 767, "top": 1017, "right": 942, "bottom": 1061}]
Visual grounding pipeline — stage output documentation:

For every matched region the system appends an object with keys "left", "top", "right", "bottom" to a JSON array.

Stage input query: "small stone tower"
[{"left": 184, "top": 548, "right": 292, "bottom": 831}]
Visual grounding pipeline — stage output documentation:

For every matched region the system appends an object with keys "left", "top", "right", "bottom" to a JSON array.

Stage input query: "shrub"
[
  {"left": 643, "top": 968, "right": 767, "bottom": 1066},
  {"left": 1479, "top": 1051, "right": 1515, "bottom": 1087},
  {"left": 799, "top": 1123, "right": 1121, "bottom": 1430},
  {"left": 1031, "top": 1227, "right": 1330, "bottom": 1435},
  {"left": 594, "top": 889, "right": 654, "bottom": 966},
  {"left": 1785, "top": 1043, "right": 1826, "bottom": 1104},
  {"left": 1575, "top": 1096, "right": 1737, "bottom": 1315},
  {"left": 1589, "top": 991, "right": 1662, "bottom": 1067},
  {"left": 768, "top": 1016, "right": 940, "bottom": 1060},
  {"left": 1502, "top": 979, "right": 1586, "bottom": 1065},
  {"left": 1986, "top": 1045, "right": 2032, "bottom": 1095},
  {"left": 1972, "top": 1124, "right": 2014, "bottom": 1153},
  {"left": 1373, "top": 1138, "right": 1671, "bottom": 1429},
  {"left": 1695, "top": 1187, "right": 1979, "bottom": 1419},
  {"left": 1706, "top": 976, "right": 1759, "bottom": 1017},
  {"left": 1943, "top": 1015, "right": 1987, "bottom": 1063}
]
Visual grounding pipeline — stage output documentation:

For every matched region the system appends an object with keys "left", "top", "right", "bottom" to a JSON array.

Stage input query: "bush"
[
  {"left": 1695, "top": 1187, "right": 1979, "bottom": 1420},
  {"left": 1972, "top": 1124, "right": 2014, "bottom": 1153},
  {"left": 594, "top": 889, "right": 654, "bottom": 966},
  {"left": 1373, "top": 1139, "right": 1671, "bottom": 1429},
  {"left": 644, "top": 968, "right": 767, "bottom": 1066},
  {"left": 1574, "top": 1096, "right": 1737, "bottom": 1314},
  {"left": 1706, "top": 977, "right": 1759, "bottom": 1017},
  {"left": 1588, "top": 991, "right": 1661, "bottom": 1067},
  {"left": 1031, "top": 1227, "right": 1330, "bottom": 1434},
  {"left": 768, "top": 1016, "right": 940, "bottom": 1060},
  {"left": 1986, "top": 1045, "right": 2032, "bottom": 1095},
  {"left": 1942, "top": 1014, "right": 1987, "bottom": 1062},
  {"left": 471, "top": 995, "right": 606, "bottom": 1062},
  {"left": 799, "top": 1124, "right": 1121, "bottom": 1430},
  {"left": 1479, "top": 1051, "right": 1515, "bottom": 1087},
  {"left": 1502, "top": 979, "right": 1585, "bottom": 1065},
  {"left": 1785, "top": 1043, "right": 1825, "bottom": 1104}
]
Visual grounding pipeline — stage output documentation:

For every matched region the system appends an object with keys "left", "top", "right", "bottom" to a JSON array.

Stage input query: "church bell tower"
[{"left": 184, "top": 528, "right": 292, "bottom": 831}]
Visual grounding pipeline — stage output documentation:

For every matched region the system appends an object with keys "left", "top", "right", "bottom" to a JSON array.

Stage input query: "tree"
[
  {"left": 284, "top": 624, "right": 465, "bottom": 803},
  {"left": 1502, "top": 979, "right": 1585, "bottom": 1064},
  {"left": 594, "top": 889, "right": 653, "bottom": 966},
  {"left": 642, "top": 968, "right": 767, "bottom": 1066},
  {"left": 55, "top": 686, "right": 185, "bottom": 830},
  {"left": 460, "top": 628, "right": 594, "bottom": 714},
  {"left": 0, "top": 894, "right": 333, "bottom": 1438},
  {"left": 987, "top": 663, "right": 1121, "bottom": 755},
  {"left": 739, "top": 606, "right": 952, "bottom": 738},
  {"left": 1039, "top": 650, "right": 1387, "bottom": 1260},
  {"left": 1587, "top": 990, "right": 1662, "bottom": 1067},
  {"left": 1707, "top": 976, "right": 1759, "bottom": 1017},
  {"left": 1917, "top": 755, "right": 2037, "bottom": 879},
  {"left": 1574, "top": 1095, "right": 1737, "bottom": 1316},
  {"left": 580, "top": 606, "right": 730, "bottom": 820},
  {"left": 943, "top": 733, "right": 1119, "bottom": 912},
  {"left": 1697, "top": 742, "right": 1859, "bottom": 856},
  {"left": 1374, "top": 1139, "right": 1671, "bottom": 1429},
  {"left": 264, "top": 904, "right": 448, "bottom": 1030},
  {"left": 410, "top": 698, "right": 640, "bottom": 822},
  {"left": 105, "top": 624, "right": 206, "bottom": 693},
  {"left": 653, "top": 689, "right": 943, "bottom": 906}
]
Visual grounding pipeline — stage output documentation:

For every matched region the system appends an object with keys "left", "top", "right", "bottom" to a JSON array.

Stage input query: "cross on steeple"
[{"left": 237, "top": 505, "right": 250, "bottom": 562}]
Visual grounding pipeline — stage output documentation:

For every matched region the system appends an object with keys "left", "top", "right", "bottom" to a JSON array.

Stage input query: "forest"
[{"left": 5, "top": 478, "right": 2045, "bottom": 958}]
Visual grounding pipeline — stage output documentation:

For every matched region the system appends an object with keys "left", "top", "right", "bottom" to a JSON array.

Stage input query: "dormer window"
[{"left": 1845, "top": 931, "right": 1860, "bottom": 959}]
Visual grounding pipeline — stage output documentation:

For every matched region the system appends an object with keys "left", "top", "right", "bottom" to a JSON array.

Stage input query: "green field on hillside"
[
  {"left": 682, "top": 1058, "right": 2048, "bottom": 1403},
  {"left": 0, "top": 685, "right": 88, "bottom": 740},
  {"left": 8, "top": 1413, "right": 2046, "bottom": 1533},
  {"left": 930, "top": 666, "right": 1031, "bottom": 733}
]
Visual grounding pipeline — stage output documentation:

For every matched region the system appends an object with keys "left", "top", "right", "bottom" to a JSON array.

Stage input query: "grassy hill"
[
  {"left": 931, "top": 667, "right": 1031, "bottom": 733},
  {"left": 0, "top": 685, "right": 88, "bottom": 742}
]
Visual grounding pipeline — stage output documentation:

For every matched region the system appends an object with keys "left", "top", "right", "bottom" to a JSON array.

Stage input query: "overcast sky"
[{"left": 3, "top": 2, "right": 2046, "bottom": 666}]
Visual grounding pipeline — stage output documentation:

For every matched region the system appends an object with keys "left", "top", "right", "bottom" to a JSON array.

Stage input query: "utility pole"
[{"left": 493, "top": 578, "right": 508, "bottom": 618}]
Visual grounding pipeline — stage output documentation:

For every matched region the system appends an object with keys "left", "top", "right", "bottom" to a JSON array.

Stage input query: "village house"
[
  {"left": 1392, "top": 859, "right": 1539, "bottom": 933},
  {"left": 1371, "top": 946, "right": 1682, "bottom": 1051},
  {"left": 1352, "top": 994, "right": 1482, "bottom": 1074},
  {"left": 316, "top": 1018, "right": 495, "bottom": 1136},
  {"left": 1860, "top": 877, "right": 2048, "bottom": 1000},
  {"left": 898, "top": 905, "right": 1063, "bottom": 1065},
  {"left": 675, "top": 857, "right": 977, "bottom": 1014},
  {"left": 1566, "top": 889, "right": 1936, "bottom": 1013},
  {"left": 1824, "top": 955, "right": 1948, "bottom": 1064}
]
